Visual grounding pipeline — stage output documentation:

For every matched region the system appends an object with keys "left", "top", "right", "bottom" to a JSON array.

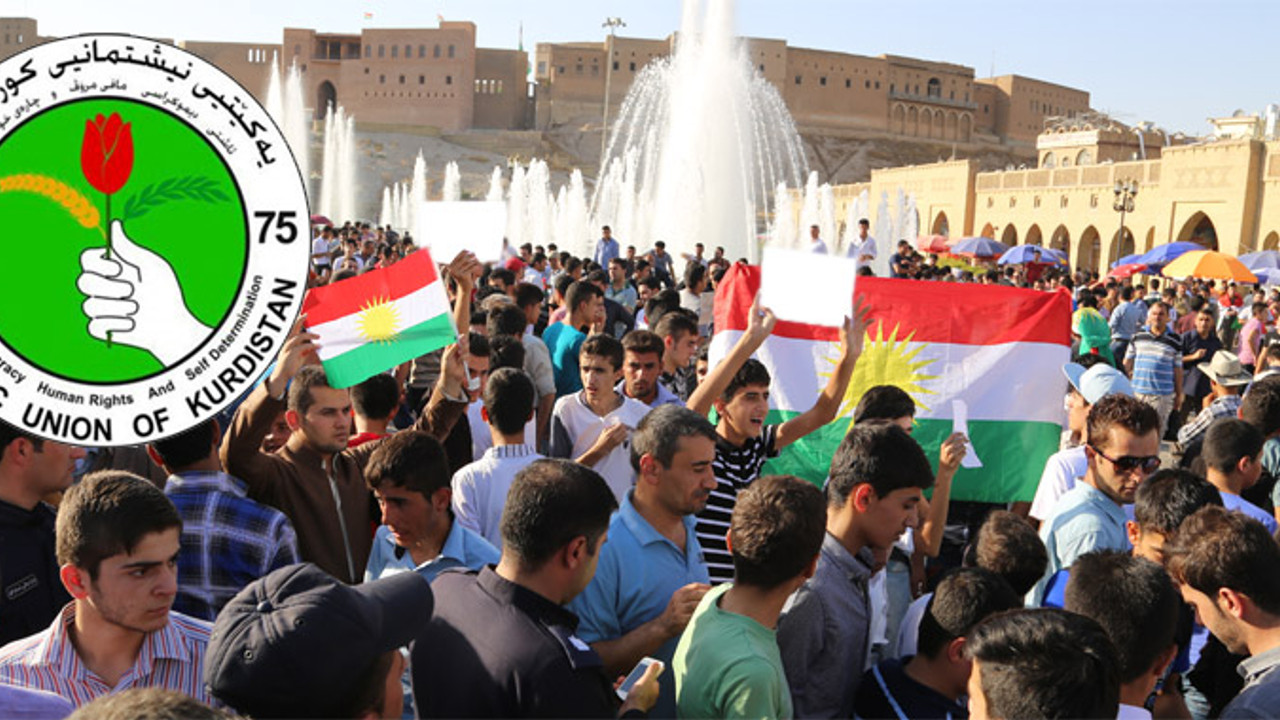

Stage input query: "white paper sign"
[
  {"left": 415, "top": 201, "right": 508, "bottom": 264},
  {"left": 952, "top": 399, "right": 983, "bottom": 469},
  {"left": 760, "top": 247, "right": 859, "bottom": 327}
]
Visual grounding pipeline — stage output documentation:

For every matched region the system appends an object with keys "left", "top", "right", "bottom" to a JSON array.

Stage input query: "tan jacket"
[{"left": 220, "top": 382, "right": 466, "bottom": 583}]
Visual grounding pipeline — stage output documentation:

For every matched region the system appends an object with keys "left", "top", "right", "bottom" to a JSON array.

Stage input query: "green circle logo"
[{"left": 0, "top": 35, "right": 309, "bottom": 445}]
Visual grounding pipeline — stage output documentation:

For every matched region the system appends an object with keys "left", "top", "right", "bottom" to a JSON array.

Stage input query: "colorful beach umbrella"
[{"left": 1160, "top": 250, "right": 1257, "bottom": 283}]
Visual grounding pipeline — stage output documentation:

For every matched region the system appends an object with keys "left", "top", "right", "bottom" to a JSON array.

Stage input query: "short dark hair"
[
  {"left": 351, "top": 373, "right": 399, "bottom": 421},
  {"left": 621, "top": 329, "right": 665, "bottom": 359},
  {"left": 720, "top": 357, "right": 772, "bottom": 405},
  {"left": 684, "top": 262, "right": 706, "bottom": 289},
  {"left": 1133, "top": 468, "right": 1223, "bottom": 535},
  {"left": 488, "top": 334, "right": 525, "bottom": 371},
  {"left": 483, "top": 368, "right": 536, "bottom": 436},
  {"left": 825, "top": 421, "right": 933, "bottom": 508},
  {"left": 467, "top": 332, "right": 491, "bottom": 359},
  {"left": 1065, "top": 550, "right": 1180, "bottom": 683},
  {"left": 969, "top": 510, "right": 1048, "bottom": 596},
  {"left": 68, "top": 688, "right": 239, "bottom": 720},
  {"left": 730, "top": 475, "right": 825, "bottom": 589},
  {"left": 917, "top": 568, "right": 1019, "bottom": 659},
  {"left": 645, "top": 290, "right": 684, "bottom": 328},
  {"left": 553, "top": 273, "right": 575, "bottom": 300},
  {"left": 1087, "top": 393, "right": 1159, "bottom": 451},
  {"left": 1166, "top": 505, "right": 1280, "bottom": 615},
  {"left": 966, "top": 608, "right": 1120, "bottom": 720},
  {"left": 565, "top": 281, "right": 603, "bottom": 314},
  {"left": 852, "top": 385, "right": 915, "bottom": 423},
  {"left": 514, "top": 282, "right": 544, "bottom": 310},
  {"left": 487, "top": 303, "right": 528, "bottom": 337},
  {"left": 489, "top": 267, "right": 516, "bottom": 287},
  {"left": 364, "top": 431, "right": 451, "bottom": 501},
  {"left": 1202, "top": 418, "right": 1264, "bottom": 474},
  {"left": 587, "top": 269, "right": 609, "bottom": 286},
  {"left": 630, "top": 405, "right": 717, "bottom": 472},
  {"left": 580, "top": 333, "right": 624, "bottom": 371},
  {"left": 0, "top": 418, "right": 42, "bottom": 454},
  {"left": 499, "top": 459, "right": 617, "bottom": 570},
  {"left": 1121, "top": 285, "right": 1134, "bottom": 301},
  {"left": 1242, "top": 377, "right": 1280, "bottom": 436},
  {"left": 288, "top": 364, "right": 336, "bottom": 415},
  {"left": 57, "top": 471, "right": 183, "bottom": 579},
  {"left": 149, "top": 418, "right": 216, "bottom": 470}
]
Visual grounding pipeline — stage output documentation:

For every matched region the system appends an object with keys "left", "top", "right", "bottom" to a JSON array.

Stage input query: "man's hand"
[
  {"left": 841, "top": 296, "right": 874, "bottom": 358},
  {"left": 618, "top": 661, "right": 664, "bottom": 716},
  {"left": 438, "top": 339, "right": 468, "bottom": 400},
  {"left": 77, "top": 220, "right": 213, "bottom": 364},
  {"left": 267, "top": 316, "right": 320, "bottom": 400},
  {"left": 444, "top": 250, "right": 482, "bottom": 292},
  {"left": 591, "top": 422, "right": 629, "bottom": 455},
  {"left": 938, "top": 432, "right": 968, "bottom": 474},
  {"left": 658, "top": 583, "right": 710, "bottom": 639},
  {"left": 746, "top": 292, "right": 777, "bottom": 340}
]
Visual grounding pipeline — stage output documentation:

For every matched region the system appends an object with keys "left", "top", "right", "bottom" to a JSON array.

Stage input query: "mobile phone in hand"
[{"left": 616, "top": 657, "right": 663, "bottom": 701}]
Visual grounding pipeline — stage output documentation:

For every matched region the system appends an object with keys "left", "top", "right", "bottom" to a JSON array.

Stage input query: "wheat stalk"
[{"left": 0, "top": 174, "right": 102, "bottom": 231}]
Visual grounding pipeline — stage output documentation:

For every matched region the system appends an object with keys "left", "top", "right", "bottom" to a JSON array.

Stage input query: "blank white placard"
[
  {"left": 760, "top": 246, "right": 858, "bottom": 327},
  {"left": 415, "top": 201, "right": 508, "bottom": 264}
]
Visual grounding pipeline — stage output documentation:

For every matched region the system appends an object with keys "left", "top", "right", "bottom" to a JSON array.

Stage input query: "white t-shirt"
[
  {"left": 548, "top": 392, "right": 651, "bottom": 502},
  {"left": 311, "top": 236, "right": 331, "bottom": 267},
  {"left": 1029, "top": 445, "right": 1089, "bottom": 522}
]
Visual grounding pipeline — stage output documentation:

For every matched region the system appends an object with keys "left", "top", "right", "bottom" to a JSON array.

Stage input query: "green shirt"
[{"left": 674, "top": 584, "right": 792, "bottom": 719}]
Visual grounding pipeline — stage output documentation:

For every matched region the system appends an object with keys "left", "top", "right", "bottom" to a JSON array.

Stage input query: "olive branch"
[{"left": 121, "top": 176, "right": 230, "bottom": 220}]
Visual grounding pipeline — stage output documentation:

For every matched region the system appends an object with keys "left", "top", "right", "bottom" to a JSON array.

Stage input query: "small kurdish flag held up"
[
  {"left": 711, "top": 264, "right": 1072, "bottom": 503},
  {"left": 302, "top": 249, "right": 456, "bottom": 389}
]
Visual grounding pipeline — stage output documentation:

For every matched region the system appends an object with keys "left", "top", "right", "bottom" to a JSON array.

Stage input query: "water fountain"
[
  {"left": 265, "top": 56, "right": 313, "bottom": 205},
  {"left": 318, "top": 104, "right": 357, "bottom": 223},
  {"left": 410, "top": 152, "right": 427, "bottom": 232},
  {"left": 442, "top": 161, "right": 462, "bottom": 202},
  {"left": 590, "top": 0, "right": 808, "bottom": 263}
]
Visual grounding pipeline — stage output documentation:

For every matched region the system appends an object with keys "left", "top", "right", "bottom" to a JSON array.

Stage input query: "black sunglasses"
[{"left": 1088, "top": 444, "right": 1160, "bottom": 474}]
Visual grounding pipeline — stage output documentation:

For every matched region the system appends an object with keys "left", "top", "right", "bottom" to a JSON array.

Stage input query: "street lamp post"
[
  {"left": 600, "top": 17, "right": 626, "bottom": 167},
  {"left": 1113, "top": 179, "right": 1138, "bottom": 261}
]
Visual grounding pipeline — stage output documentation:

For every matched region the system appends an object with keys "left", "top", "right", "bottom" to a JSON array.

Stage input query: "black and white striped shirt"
[{"left": 695, "top": 424, "right": 779, "bottom": 584}]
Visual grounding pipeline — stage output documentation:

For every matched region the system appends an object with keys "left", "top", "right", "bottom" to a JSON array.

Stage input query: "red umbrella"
[
  {"left": 310, "top": 214, "right": 332, "bottom": 226},
  {"left": 918, "top": 235, "right": 951, "bottom": 253},
  {"left": 1107, "top": 263, "right": 1148, "bottom": 280}
]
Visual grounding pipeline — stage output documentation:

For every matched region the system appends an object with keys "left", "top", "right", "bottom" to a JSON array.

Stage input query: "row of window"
[
  {"left": 369, "top": 70, "right": 454, "bottom": 86},
  {"left": 2, "top": 32, "right": 25, "bottom": 44},
  {"left": 475, "top": 79, "right": 504, "bottom": 95},
  {"left": 246, "top": 48, "right": 270, "bottom": 63},
  {"left": 353, "top": 43, "right": 457, "bottom": 60},
  {"left": 363, "top": 91, "right": 457, "bottom": 99}
]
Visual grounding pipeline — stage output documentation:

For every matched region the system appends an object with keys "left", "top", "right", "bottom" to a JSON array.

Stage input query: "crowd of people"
[{"left": 2, "top": 222, "right": 1280, "bottom": 720}]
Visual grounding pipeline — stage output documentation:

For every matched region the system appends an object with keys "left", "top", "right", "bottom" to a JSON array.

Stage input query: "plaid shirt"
[
  {"left": 163, "top": 471, "right": 299, "bottom": 621},
  {"left": 1177, "top": 394, "right": 1244, "bottom": 448},
  {"left": 0, "top": 604, "right": 211, "bottom": 707}
]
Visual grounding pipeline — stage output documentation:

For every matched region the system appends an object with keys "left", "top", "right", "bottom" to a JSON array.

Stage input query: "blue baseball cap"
[{"left": 1063, "top": 362, "right": 1133, "bottom": 404}]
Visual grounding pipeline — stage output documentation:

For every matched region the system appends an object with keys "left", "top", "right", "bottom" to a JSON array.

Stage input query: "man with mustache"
[{"left": 568, "top": 405, "right": 719, "bottom": 718}]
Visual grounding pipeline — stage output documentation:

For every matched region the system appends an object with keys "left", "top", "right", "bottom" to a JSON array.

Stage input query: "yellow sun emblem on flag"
[
  {"left": 819, "top": 323, "right": 939, "bottom": 431},
  {"left": 356, "top": 296, "right": 402, "bottom": 344}
]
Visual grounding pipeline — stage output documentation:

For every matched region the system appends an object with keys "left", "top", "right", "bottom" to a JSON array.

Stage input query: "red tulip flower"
[{"left": 81, "top": 113, "right": 133, "bottom": 196}]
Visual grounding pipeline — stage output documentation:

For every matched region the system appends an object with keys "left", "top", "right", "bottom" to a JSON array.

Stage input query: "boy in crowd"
[
  {"left": 149, "top": 419, "right": 298, "bottom": 621},
  {"left": 618, "top": 329, "right": 683, "bottom": 408},
  {"left": 549, "top": 334, "right": 651, "bottom": 501},
  {"left": 0, "top": 471, "right": 212, "bottom": 707},
  {"left": 1201, "top": 418, "right": 1277, "bottom": 532},
  {"left": 544, "top": 280, "right": 605, "bottom": 397},
  {"left": 673, "top": 475, "right": 826, "bottom": 720},
  {"left": 348, "top": 373, "right": 402, "bottom": 448},
  {"left": 451, "top": 368, "right": 543, "bottom": 548},
  {"left": 687, "top": 294, "right": 868, "bottom": 583},
  {"left": 653, "top": 309, "right": 701, "bottom": 402},
  {"left": 777, "top": 421, "right": 934, "bottom": 717},
  {"left": 965, "top": 609, "right": 1120, "bottom": 720},
  {"left": 855, "top": 568, "right": 1020, "bottom": 720},
  {"left": 1064, "top": 551, "right": 1181, "bottom": 718}
]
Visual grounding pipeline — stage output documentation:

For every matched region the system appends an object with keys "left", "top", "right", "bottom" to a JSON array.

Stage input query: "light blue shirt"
[
  {"left": 594, "top": 236, "right": 620, "bottom": 267},
  {"left": 568, "top": 490, "right": 709, "bottom": 719},
  {"left": 615, "top": 379, "right": 683, "bottom": 409},
  {"left": 1221, "top": 492, "right": 1278, "bottom": 534},
  {"left": 1109, "top": 300, "right": 1146, "bottom": 341},
  {"left": 363, "top": 519, "right": 500, "bottom": 584},
  {"left": 1030, "top": 481, "right": 1131, "bottom": 606}
]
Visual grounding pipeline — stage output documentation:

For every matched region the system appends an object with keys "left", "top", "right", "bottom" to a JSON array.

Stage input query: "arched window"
[
  {"left": 927, "top": 78, "right": 941, "bottom": 98},
  {"left": 419, "top": 45, "right": 425, "bottom": 58},
  {"left": 378, "top": 45, "right": 385, "bottom": 58},
  {"left": 448, "top": 45, "right": 455, "bottom": 58},
  {"left": 391, "top": 45, "right": 398, "bottom": 58},
  {"left": 433, "top": 45, "right": 441, "bottom": 58}
]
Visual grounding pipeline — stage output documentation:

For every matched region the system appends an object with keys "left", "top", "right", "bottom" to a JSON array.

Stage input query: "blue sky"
[{"left": 6, "top": 0, "right": 1275, "bottom": 135}]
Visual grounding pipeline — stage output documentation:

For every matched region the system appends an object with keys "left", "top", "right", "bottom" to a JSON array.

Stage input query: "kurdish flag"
[
  {"left": 302, "top": 249, "right": 456, "bottom": 389},
  {"left": 711, "top": 264, "right": 1072, "bottom": 503}
]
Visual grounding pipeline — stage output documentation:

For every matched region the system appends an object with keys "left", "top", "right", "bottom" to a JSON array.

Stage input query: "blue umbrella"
[
  {"left": 1138, "top": 241, "right": 1204, "bottom": 266},
  {"left": 1252, "top": 267, "right": 1280, "bottom": 285},
  {"left": 951, "top": 236, "right": 1009, "bottom": 258},
  {"left": 998, "top": 245, "right": 1067, "bottom": 265},
  {"left": 1239, "top": 250, "right": 1280, "bottom": 271},
  {"left": 1111, "top": 253, "right": 1144, "bottom": 269}
]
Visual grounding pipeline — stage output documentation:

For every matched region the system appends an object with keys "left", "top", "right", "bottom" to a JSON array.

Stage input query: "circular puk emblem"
[{"left": 0, "top": 35, "right": 309, "bottom": 445}]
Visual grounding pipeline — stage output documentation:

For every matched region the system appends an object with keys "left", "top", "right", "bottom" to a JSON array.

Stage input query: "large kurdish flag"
[
  {"left": 303, "top": 249, "right": 456, "bottom": 389},
  {"left": 711, "top": 264, "right": 1072, "bottom": 503}
]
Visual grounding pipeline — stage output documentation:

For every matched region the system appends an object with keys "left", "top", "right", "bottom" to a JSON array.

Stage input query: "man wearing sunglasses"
[{"left": 1029, "top": 394, "right": 1160, "bottom": 606}]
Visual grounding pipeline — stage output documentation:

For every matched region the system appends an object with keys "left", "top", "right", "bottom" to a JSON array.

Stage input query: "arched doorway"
[
  {"left": 932, "top": 212, "right": 949, "bottom": 237},
  {"left": 315, "top": 80, "right": 336, "bottom": 120},
  {"left": 1001, "top": 225, "right": 1018, "bottom": 246},
  {"left": 959, "top": 114, "right": 971, "bottom": 142},
  {"left": 1110, "top": 227, "right": 1135, "bottom": 264},
  {"left": 1265, "top": 231, "right": 1280, "bottom": 251},
  {"left": 893, "top": 105, "right": 906, "bottom": 135},
  {"left": 1050, "top": 225, "right": 1071, "bottom": 264},
  {"left": 1025, "top": 224, "right": 1043, "bottom": 247},
  {"left": 908, "top": 106, "right": 919, "bottom": 137},
  {"left": 1144, "top": 227, "right": 1156, "bottom": 253},
  {"left": 1078, "top": 226, "right": 1101, "bottom": 273},
  {"left": 1176, "top": 212, "right": 1219, "bottom": 250},
  {"left": 980, "top": 222, "right": 995, "bottom": 239}
]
